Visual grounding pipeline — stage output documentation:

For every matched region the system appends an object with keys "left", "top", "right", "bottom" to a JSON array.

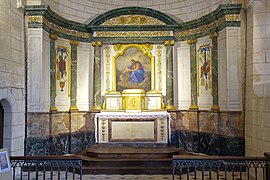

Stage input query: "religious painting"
[
  {"left": 114, "top": 46, "right": 153, "bottom": 92},
  {"left": 197, "top": 44, "right": 212, "bottom": 92},
  {"left": 0, "top": 149, "right": 10, "bottom": 173},
  {"left": 56, "top": 46, "right": 70, "bottom": 92}
]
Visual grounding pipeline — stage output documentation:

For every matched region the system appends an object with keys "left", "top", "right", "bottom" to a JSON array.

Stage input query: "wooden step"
[
  {"left": 80, "top": 144, "right": 186, "bottom": 174},
  {"left": 84, "top": 144, "right": 182, "bottom": 159}
]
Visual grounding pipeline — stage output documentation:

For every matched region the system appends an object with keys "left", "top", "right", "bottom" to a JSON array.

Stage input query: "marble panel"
[
  {"left": 171, "top": 130, "right": 244, "bottom": 156},
  {"left": 51, "top": 113, "right": 70, "bottom": 135},
  {"left": 70, "top": 131, "right": 95, "bottom": 154},
  {"left": 27, "top": 113, "right": 50, "bottom": 137}
]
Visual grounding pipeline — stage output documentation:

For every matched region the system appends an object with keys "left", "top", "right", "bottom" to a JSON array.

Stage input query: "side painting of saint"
[
  {"left": 116, "top": 47, "right": 151, "bottom": 92},
  {"left": 198, "top": 45, "right": 211, "bottom": 91}
]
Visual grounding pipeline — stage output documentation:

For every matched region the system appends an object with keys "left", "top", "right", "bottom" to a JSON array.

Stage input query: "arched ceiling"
[{"left": 26, "top": 0, "right": 235, "bottom": 24}]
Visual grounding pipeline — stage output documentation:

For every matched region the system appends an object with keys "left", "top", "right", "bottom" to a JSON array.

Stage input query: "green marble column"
[
  {"left": 92, "top": 41, "right": 102, "bottom": 110},
  {"left": 210, "top": 32, "right": 219, "bottom": 110},
  {"left": 69, "top": 40, "right": 79, "bottom": 111},
  {"left": 187, "top": 39, "right": 198, "bottom": 110},
  {"left": 49, "top": 34, "right": 57, "bottom": 111},
  {"left": 164, "top": 40, "right": 175, "bottom": 110}
]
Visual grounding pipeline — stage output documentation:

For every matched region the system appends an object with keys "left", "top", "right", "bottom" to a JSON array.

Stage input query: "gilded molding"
[
  {"left": 101, "top": 15, "right": 166, "bottom": 26},
  {"left": 96, "top": 31, "right": 171, "bottom": 37},
  {"left": 40, "top": 18, "right": 92, "bottom": 39},
  {"left": 28, "top": 15, "right": 43, "bottom": 23},
  {"left": 70, "top": 40, "right": 80, "bottom": 46},
  {"left": 105, "top": 46, "right": 111, "bottom": 92},
  {"left": 49, "top": 34, "right": 58, "bottom": 40},
  {"left": 114, "top": 43, "right": 153, "bottom": 52},
  {"left": 209, "top": 32, "right": 219, "bottom": 39},
  {"left": 177, "top": 14, "right": 240, "bottom": 39},
  {"left": 187, "top": 39, "right": 197, "bottom": 45},
  {"left": 157, "top": 45, "right": 162, "bottom": 91}
]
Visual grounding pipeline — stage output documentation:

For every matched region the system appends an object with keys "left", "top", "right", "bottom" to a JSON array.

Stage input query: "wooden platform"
[{"left": 80, "top": 144, "right": 186, "bottom": 174}]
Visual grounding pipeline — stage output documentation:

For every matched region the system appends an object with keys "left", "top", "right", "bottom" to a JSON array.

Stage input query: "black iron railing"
[
  {"left": 10, "top": 155, "right": 82, "bottom": 180},
  {"left": 172, "top": 153, "right": 270, "bottom": 180}
]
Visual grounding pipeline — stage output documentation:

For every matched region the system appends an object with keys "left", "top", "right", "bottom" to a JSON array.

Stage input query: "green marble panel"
[
  {"left": 70, "top": 45, "right": 78, "bottom": 108},
  {"left": 166, "top": 45, "right": 174, "bottom": 108},
  {"left": 50, "top": 38, "right": 56, "bottom": 108},
  {"left": 93, "top": 46, "right": 102, "bottom": 109},
  {"left": 212, "top": 37, "right": 218, "bottom": 108},
  {"left": 190, "top": 43, "right": 197, "bottom": 107}
]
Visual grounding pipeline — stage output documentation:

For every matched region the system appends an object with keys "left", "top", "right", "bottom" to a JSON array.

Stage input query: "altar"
[{"left": 95, "top": 112, "right": 170, "bottom": 144}]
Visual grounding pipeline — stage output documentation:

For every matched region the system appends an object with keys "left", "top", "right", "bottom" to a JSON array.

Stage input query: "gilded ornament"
[
  {"left": 105, "top": 46, "right": 111, "bottom": 92},
  {"left": 157, "top": 45, "right": 162, "bottom": 91},
  {"left": 177, "top": 14, "right": 240, "bottom": 38},
  {"left": 28, "top": 16, "right": 42, "bottom": 23},
  {"left": 96, "top": 31, "right": 170, "bottom": 37},
  {"left": 70, "top": 40, "right": 80, "bottom": 46},
  {"left": 49, "top": 34, "right": 58, "bottom": 40},
  {"left": 113, "top": 44, "right": 122, "bottom": 51},
  {"left": 101, "top": 15, "right": 165, "bottom": 26},
  {"left": 209, "top": 32, "right": 218, "bottom": 39},
  {"left": 187, "top": 39, "right": 197, "bottom": 45}
]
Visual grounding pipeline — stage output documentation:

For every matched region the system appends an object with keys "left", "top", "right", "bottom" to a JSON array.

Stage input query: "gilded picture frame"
[{"left": 112, "top": 44, "right": 155, "bottom": 92}]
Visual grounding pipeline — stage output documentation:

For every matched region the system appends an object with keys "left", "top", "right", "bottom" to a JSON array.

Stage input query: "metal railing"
[
  {"left": 10, "top": 155, "right": 82, "bottom": 180},
  {"left": 173, "top": 153, "right": 270, "bottom": 180}
]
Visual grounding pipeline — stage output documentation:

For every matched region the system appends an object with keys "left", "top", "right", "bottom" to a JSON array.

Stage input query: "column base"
[
  {"left": 69, "top": 106, "right": 79, "bottom": 111},
  {"left": 211, "top": 105, "right": 219, "bottom": 110},
  {"left": 92, "top": 106, "right": 101, "bottom": 110},
  {"left": 50, "top": 106, "right": 57, "bottom": 111},
  {"left": 189, "top": 105, "right": 199, "bottom": 110},
  {"left": 166, "top": 105, "right": 175, "bottom": 110}
]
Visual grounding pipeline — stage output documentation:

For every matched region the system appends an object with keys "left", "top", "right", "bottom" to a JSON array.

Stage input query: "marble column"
[
  {"left": 187, "top": 39, "right": 198, "bottom": 110},
  {"left": 69, "top": 40, "right": 79, "bottom": 111},
  {"left": 49, "top": 34, "right": 57, "bottom": 111},
  {"left": 164, "top": 40, "right": 175, "bottom": 110},
  {"left": 92, "top": 41, "right": 103, "bottom": 110},
  {"left": 210, "top": 32, "right": 219, "bottom": 110}
]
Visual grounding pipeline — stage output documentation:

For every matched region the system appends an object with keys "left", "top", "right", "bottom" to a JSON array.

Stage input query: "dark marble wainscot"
[
  {"left": 171, "top": 130, "right": 245, "bottom": 156},
  {"left": 169, "top": 110, "right": 245, "bottom": 156},
  {"left": 26, "top": 111, "right": 97, "bottom": 156}
]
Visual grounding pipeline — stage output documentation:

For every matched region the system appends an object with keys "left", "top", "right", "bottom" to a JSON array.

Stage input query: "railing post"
[{"left": 264, "top": 152, "right": 270, "bottom": 180}]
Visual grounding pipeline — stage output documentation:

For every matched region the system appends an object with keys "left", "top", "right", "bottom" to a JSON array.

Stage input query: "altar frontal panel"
[{"left": 109, "top": 119, "right": 157, "bottom": 142}]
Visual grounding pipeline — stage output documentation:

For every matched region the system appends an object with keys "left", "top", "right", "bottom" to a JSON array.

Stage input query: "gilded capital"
[
  {"left": 209, "top": 32, "right": 219, "bottom": 39},
  {"left": 70, "top": 40, "right": 80, "bottom": 46},
  {"left": 92, "top": 41, "right": 103, "bottom": 47},
  {"left": 164, "top": 40, "right": 175, "bottom": 46},
  {"left": 49, "top": 34, "right": 58, "bottom": 40},
  {"left": 187, "top": 39, "right": 197, "bottom": 45}
]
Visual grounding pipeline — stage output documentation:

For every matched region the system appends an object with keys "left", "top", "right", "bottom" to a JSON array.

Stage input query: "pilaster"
[
  {"left": 187, "top": 39, "right": 198, "bottom": 110},
  {"left": 164, "top": 40, "right": 175, "bottom": 110},
  {"left": 92, "top": 41, "right": 103, "bottom": 110}
]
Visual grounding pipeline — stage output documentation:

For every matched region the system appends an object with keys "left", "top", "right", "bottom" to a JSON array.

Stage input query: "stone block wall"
[
  {"left": 25, "top": 0, "right": 239, "bottom": 23},
  {"left": 0, "top": 0, "right": 25, "bottom": 156},
  {"left": 245, "top": 0, "right": 270, "bottom": 156}
]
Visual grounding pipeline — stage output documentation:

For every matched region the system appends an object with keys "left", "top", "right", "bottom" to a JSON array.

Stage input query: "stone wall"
[
  {"left": 245, "top": 0, "right": 270, "bottom": 156},
  {"left": 0, "top": 0, "right": 25, "bottom": 156}
]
